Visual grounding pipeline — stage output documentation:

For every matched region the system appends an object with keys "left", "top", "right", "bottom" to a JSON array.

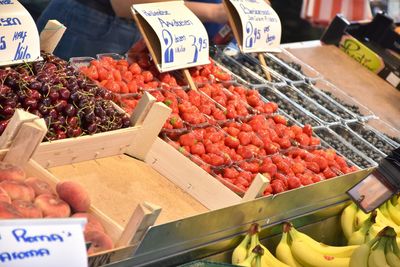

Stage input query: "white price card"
[
  {"left": 224, "top": 0, "right": 282, "bottom": 53},
  {"left": 0, "top": 218, "right": 88, "bottom": 267},
  {"left": 0, "top": 0, "right": 41, "bottom": 66},
  {"left": 131, "top": 1, "right": 210, "bottom": 72}
]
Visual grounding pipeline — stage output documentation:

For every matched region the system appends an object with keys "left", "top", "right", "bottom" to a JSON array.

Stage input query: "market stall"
[{"left": 0, "top": 1, "right": 399, "bottom": 267}]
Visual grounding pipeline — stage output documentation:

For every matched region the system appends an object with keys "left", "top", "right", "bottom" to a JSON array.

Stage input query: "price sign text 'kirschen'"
[
  {"left": 224, "top": 0, "right": 281, "bottom": 53},
  {"left": 132, "top": 1, "right": 210, "bottom": 72},
  {"left": 0, "top": 0, "right": 41, "bottom": 66},
  {"left": 0, "top": 218, "right": 87, "bottom": 267}
]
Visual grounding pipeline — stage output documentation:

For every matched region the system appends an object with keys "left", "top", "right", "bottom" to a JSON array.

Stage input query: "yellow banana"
[
  {"left": 385, "top": 237, "right": 400, "bottom": 267},
  {"left": 388, "top": 200, "right": 400, "bottom": 226},
  {"left": 275, "top": 225, "right": 302, "bottom": 267},
  {"left": 349, "top": 235, "right": 380, "bottom": 267},
  {"left": 290, "top": 238, "right": 350, "bottom": 267},
  {"left": 348, "top": 210, "right": 376, "bottom": 245},
  {"left": 381, "top": 202, "right": 392, "bottom": 219},
  {"left": 392, "top": 195, "right": 399, "bottom": 207},
  {"left": 341, "top": 203, "right": 357, "bottom": 240},
  {"left": 238, "top": 251, "right": 258, "bottom": 267},
  {"left": 368, "top": 237, "right": 390, "bottom": 267},
  {"left": 354, "top": 208, "right": 369, "bottom": 230},
  {"left": 376, "top": 209, "right": 400, "bottom": 230},
  {"left": 290, "top": 227, "right": 358, "bottom": 258},
  {"left": 232, "top": 232, "right": 252, "bottom": 264}
]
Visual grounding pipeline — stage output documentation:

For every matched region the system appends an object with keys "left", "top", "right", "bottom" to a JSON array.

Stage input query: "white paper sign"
[
  {"left": 0, "top": 218, "right": 88, "bottom": 267},
  {"left": 228, "top": 0, "right": 281, "bottom": 53},
  {"left": 132, "top": 1, "right": 210, "bottom": 72},
  {"left": 0, "top": 0, "right": 41, "bottom": 66}
]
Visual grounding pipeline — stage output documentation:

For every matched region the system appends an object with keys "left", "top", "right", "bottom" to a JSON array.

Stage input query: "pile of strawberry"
[{"left": 78, "top": 53, "right": 359, "bottom": 196}]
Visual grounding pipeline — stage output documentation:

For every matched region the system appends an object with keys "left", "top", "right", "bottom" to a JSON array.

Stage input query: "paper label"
[
  {"left": 339, "top": 35, "right": 385, "bottom": 73},
  {"left": 0, "top": 0, "right": 41, "bottom": 66},
  {"left": 224, "top": 0, "right": 282, "bottom": 53},
  {"left": 0, "top": 218, "right": 88, "bottom": 267},
  {"left": 132, "top": 1, "right": 210, "bottom": 72}
]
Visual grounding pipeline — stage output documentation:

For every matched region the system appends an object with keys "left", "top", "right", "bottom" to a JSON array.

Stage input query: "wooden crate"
[
  {"left": 145, "top": 137, "right": 269, "bottom": 210},
  {"left": 0, "top": 92, "right": 171, "bottom": 168},
  {"left": 0, "top": 117, "right": 163, "bottom": 267}
]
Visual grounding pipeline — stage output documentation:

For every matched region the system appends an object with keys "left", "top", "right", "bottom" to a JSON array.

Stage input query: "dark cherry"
[
  {"left": 64, "top": 104, "right": 77, "bottom": 117},
  {"left": 59, "top": 88, "right": 70, "bottom": 100},
  {"left": 48, "top": 109, "right": 58, "bottom": 120},
  {"left": 67, "top": 116, "right": 79, "bottom": 128},
  {"left": 55, "top": 100, "right": 67, "bottom": 112}
]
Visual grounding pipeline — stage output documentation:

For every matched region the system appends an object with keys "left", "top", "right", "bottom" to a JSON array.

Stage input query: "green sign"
[{"left": 339, "top": 35, "right": 384, "bottom": 73}]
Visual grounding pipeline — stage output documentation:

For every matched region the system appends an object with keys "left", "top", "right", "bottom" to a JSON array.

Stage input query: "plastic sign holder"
[
  {"left": 131, "top": 0, "right": 209, "bottom": 90},
  {"left": 222, "top": 0, "right": 282, "bottom": 81},
  {"left": 0, "top": 218, "right": 88, "bottom": 267},
  {"left": 39, "top": 20, "right": 66, "bottom": 54},
  {"left": 348, "top": 147, "right": 400, "bottom": 213},
  {"left": 0, "top": 0, "right": 41, "bottom": 66}
]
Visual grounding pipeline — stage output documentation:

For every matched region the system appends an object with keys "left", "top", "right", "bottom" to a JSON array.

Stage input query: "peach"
[
  {"left": 25, "top": 177, "right": 55, "bottom": 197},
  {"left": 0, "top": 180, "right": 35, "bottom": 201},
  {"left": 12, "top": 200, "right": 43, "bottom": 218},
  {"left": 0, "top": 162, "right": 25, "bottom": 182},
  {"left": 0, "top": 201, "right": 22, "bottom": 219},
  {"left": 84, "top": 230, "right": 114, "bottom": 255},
  {"left": 56, "top": 181, "right": 90, "bottom": 212},
  {"left": 34, "top": 194, "right": 71, "bottom": 218},
  {"left": 72, "top": 213, "right": 105, "bottom": 233},
  {"left": 0, "top": 187, "right": 11, "bottom": 203}
]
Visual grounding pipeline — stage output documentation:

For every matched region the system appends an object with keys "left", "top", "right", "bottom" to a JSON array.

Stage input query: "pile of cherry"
[
  {"left": 0, "top": 162, "right": 112, "bottom": 255},
  {"left": 79, "top": 55, "right": 359, "bottom": 196},
  {"left": 0, "top": 53, "right": 130, "bottom": 140}
]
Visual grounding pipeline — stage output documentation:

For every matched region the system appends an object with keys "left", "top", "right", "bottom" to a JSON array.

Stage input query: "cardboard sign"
[
  {"left": 339, "top": 35, "right": 385, "bottom": 73},
  {"left": 223, "top": 0, "right": 282, "bottom": 53},
  {"left": 131, "top": 1, "right": 210, "bottom": 72},
  {"left": 0, "top": 0, "right": 41, "bottom": 66},
  {"left": 0, "top": 218, "right": 88, "bottom": 267}
]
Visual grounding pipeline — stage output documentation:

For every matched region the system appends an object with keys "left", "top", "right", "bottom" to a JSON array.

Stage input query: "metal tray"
[
  {"left": 257, "top": 87, "right": 321, "bottom": 127},
  {"left": 346, "top": 121, "right": 397, "bottom": 156},
  {"left": 248, "top": 52, "right": 305, "bottom": 83},
  {"left": 275, "top": 84, "right": 342, "bottom": 125},
  {"left": 293, "top": 82, "right": 358, "bottom": 123},
  {"left": 311, "top": 80, "right": 376, "bottom": 121},
  {"left": 365, "top": 119, "right": 400, "bottom": 148},
  {"left": 314, "top": 127, "right": 378, "bottom": 169},
  {"left": 329, "top": 124, "right": 386, "bottom": 164}
]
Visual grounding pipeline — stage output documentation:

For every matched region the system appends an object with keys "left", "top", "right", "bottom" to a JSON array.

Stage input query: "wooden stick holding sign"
[
  {"left": 182, "top": 69, "right": 197, "bottom": 90},
  {"left": 40, "top": 20, "right": 66, "bottom": 54},
  {"left": 257, "top": 53, "right": 272, "bottom": 82}
]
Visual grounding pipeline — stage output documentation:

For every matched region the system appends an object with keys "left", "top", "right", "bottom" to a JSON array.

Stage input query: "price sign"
[
  {"left": 223, "top": 0, "right": 282, "bottom": 53},
  {"left": 0, "top": 0, "right": 41, "bottom": 66},
  {"left": 131, "top": 1, "right": 210, "bottom": 72},
  {"left": 0, "top": 218, "right": 88, "bottom": 267}
]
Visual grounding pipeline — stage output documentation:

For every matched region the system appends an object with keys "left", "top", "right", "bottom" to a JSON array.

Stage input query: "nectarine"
[
  {"left": 72, "top": 212, "right": 105, "bottom": 233},
  {"left": 0, "top": 180, "right": 35, "bottom": 201},
  {"left": 85, "top": 230, "right": 114, "bottom": 255},
  {"left": 56, "top": 181, "right": 91, "bottom": 212},
  {"left": 0, "top": 201, "right": 22, "bottom": 219},
  {"left": 25, "top": 177, "right": 55, "bottom": 197},
  {"left": 12, "top": 199, "right": 43, "bottom": 218},
  {"left": 0, "top": 162, "right": 25, "bottom": 182},
  {"left": 34, "top": 194, "right": 71, "bottom": 218}
]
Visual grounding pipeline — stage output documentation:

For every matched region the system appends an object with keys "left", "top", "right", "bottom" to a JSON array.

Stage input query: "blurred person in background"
[
  {"left": 36, "top": 0, "right": 228, "bottom": 60},
  {"left": 20, "top": 0, "right": 50, "bottom": 21}
]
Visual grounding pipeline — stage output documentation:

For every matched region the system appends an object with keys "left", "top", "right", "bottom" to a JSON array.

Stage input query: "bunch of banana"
[
  {"left": 231, "top": 223, "right": 289, "bottom": 267},
  {"left": 350, "top": 226, "right": 400, "bottom": 267},
  {"left": 341, "top": 196, "right": 400, "bottom": 246},
  {"left": 277, "top": 222, "right": 358, "bottom": 267}
]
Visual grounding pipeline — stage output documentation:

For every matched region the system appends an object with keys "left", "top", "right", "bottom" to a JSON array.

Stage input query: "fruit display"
[
  {"left": 347, "top": 121, "right": 398, "bottom": 155},
  {"left": 293, "top": 83, "right": 357, "bottom": 121},
  {"left": 257, "top": 87, "right": 321, "bottom": 127},
  {"left": 0, "top": 53, "right": 130, "bottom": 140},
  {"left": 0, "top": 162, "right": 113, "bottom": 255},
  {"left": 254, "top": 53, "right": 304, "bottom": 82},
  {"left": 275, "top": 85, "right": 341, "bottom": 124},
  {"left": 314, "top": 128, "right": 376, "bottom": 168},
  {"left": 329, "top": 125, "right": 386, "bottom": 163}
]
